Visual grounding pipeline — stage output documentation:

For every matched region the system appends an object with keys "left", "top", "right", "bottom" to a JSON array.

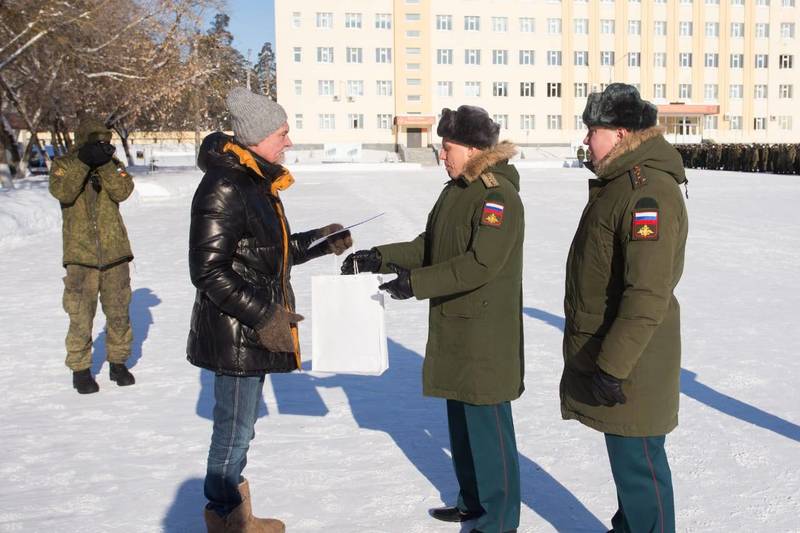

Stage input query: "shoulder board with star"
[
  {"left": 628, "top": 165, "right": 648, "bottom": 189},
  {"left": 480, "top": 172, "right": 500, "bottom": 189}
]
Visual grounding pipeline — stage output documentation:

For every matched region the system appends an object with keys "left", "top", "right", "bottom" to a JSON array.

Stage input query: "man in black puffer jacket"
[{"left": 188, "top": 87, "right": 352, "bottom": 533}]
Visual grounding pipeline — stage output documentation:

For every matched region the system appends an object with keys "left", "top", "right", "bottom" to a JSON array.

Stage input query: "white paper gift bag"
[{"left": 311, "top": 274, "right": 388, "bottom": 375}]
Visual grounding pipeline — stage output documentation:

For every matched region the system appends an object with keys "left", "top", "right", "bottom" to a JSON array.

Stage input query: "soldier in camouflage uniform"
[{"left": 49, "top": 117, "right": 135, "bottom": 394}]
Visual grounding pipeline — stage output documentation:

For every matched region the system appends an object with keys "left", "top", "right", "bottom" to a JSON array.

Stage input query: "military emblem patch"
[
  {"left": 53, "top": 167, "right": 65, "bottom": 177},
  {"left": 481, "top": 202, "right": 505, "bottom": 227},
  {"left": 632, "top": 210, "right": 659, "bottom": 241}
]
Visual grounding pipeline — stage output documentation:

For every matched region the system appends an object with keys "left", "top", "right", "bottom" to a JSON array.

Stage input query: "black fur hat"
[
  {"left": 437, "top": 106, "right": 500, "bottom": 148},
  {"left": 582, "top": 83, "right": 658, "bottom": 131}
]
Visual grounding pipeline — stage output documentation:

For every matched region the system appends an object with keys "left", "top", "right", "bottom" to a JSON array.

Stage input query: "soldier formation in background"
[{"left": 675, "top": 143, "right": 800, "bottom": 174}]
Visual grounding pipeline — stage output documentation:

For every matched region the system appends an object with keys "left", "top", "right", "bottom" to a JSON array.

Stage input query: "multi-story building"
[{"left": 275, "top": 0, "right": 800, "bottom": 149}]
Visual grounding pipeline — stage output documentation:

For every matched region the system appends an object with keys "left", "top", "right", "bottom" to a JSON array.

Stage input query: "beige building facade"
[{"left": 275, "top": 0, "right": 800, "bottom": 148}]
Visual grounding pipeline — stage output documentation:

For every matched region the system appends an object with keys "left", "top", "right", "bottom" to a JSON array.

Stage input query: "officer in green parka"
[
  {"left": 49, "top": 117, "right": 136, "bottom": 394},
  {"left": 562, "top": 83, "right": 688, "bottom": 533},
  {"left": 342, "top": 106, "right": 524, "bottom": 533}
]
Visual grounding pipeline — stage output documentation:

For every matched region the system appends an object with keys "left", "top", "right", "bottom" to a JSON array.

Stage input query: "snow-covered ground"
[{"left": 0, "top": 164, "right": 798, "bottom": 533}]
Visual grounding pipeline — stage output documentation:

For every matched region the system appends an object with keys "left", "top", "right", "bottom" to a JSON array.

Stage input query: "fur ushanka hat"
[
  {"left": 582, "top": 83, "right": 658, "bottom": 131},
  {"left": 437, "top": 106, "right": 500, "bottom": 149}
]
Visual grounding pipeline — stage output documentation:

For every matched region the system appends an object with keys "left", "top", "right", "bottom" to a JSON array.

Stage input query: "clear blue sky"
[{"left": 208, "top": 0, "right": 276, "bottom": 61}]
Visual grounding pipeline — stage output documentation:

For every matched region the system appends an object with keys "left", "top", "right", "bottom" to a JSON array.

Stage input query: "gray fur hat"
[
  {"left": 437, "top": 106, "right": 500, "bottom": 149},
  {"left": 582, "top": 83, "right": 658, "bottom": 131},
  {"left": 226, "top": 87, "right": 287, "bottom": 146}
]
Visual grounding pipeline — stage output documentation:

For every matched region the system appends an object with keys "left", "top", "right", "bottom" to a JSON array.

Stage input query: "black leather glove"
[
  {"left": 591, "top": 368, "right": 627, "bottom": 407},
  {"left": 378, "top": 263, "right": 414, "bottom": 300},
  {"left": 341, "top": 248, "right": 382, "bottom": 274},
  {"left": 78, "top": 141, "right": 115, "bottom": 169}
]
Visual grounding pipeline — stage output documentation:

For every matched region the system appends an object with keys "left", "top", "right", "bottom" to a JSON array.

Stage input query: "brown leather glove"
[
  {"left": 318, "top": 223, "right": 353, "bottom": 256},
  {"left": 256, "top": 305, "right": 304, "bottom": 353}
]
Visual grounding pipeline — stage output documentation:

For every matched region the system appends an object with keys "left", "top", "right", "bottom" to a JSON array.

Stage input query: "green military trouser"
[
  {"left": 605, "top": 434, "right": 675, "bottom": 533},
  {"left": 62, "top": 262, "right": 132, "bottom": 371},
  {"left": 448, "top": 400, "right": 521, "bottom": 533}
]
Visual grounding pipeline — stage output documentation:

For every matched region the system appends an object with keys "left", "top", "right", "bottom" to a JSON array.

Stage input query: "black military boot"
[
  {"left": 73, "top": 369, "right": 99, "bottom": 394},
  {"left": 109, "top": 363, "right": 135, "bottom": 386},
  {"left": 429, "top": 506, "right": 484, "bottom": 522}
]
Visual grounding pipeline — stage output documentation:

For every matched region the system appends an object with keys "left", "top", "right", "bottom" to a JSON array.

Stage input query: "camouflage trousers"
[{"left": 62, "top": 263, "right": 132, "bottom": 371}]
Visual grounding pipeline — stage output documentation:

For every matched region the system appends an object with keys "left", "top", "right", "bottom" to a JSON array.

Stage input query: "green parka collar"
[{"left": 591, "top": 126, "right": 686, "bottom": 185}]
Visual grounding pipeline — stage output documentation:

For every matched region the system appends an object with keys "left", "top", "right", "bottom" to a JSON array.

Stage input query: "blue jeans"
[{"left": 204, "top": 373, "right": 265, "bottom": 517}]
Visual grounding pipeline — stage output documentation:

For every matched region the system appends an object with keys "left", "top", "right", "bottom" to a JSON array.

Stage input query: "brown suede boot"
[{"left": 203, "top": 479, "right": 285, "bottom": 533}]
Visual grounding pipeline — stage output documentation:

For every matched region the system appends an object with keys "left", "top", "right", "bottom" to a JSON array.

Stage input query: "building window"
[
  {"left": 519, "top": 50, "right": 535, "bottom": 65},
  {"left": 292, "top": 12, "right": 301, "bottom": 28},
  {"left": 319, "top": 114, "right": 335, "bottom": 130},
  {"left": 436, "top": 15, "right": 452, "bottom": 30},
  {"left": 654, "top": 21, "right": 667, "bottom": 36},
  {"left": 706, "top": 0, "right": 720, "bottom": 4},
  {"left": 407, "top": 95, "right": 422, "bottom": 102},
  {"left": 679, "top": 53, "right": 693, "bottom": 67},
  {"left": 316, "top": 12, "right": 333, "bottom": 29},
  {"left": 406, "top": 30, "right": 420, "bottom": 38},
  {"left": 493, "top": 50, "right": 508, "bottom": 65},
  {"left": 654, "top": 53, "right": 667, "bottom": 67},
  {"left": 406, "top": 63, "right": 420, "bottom": 70},
  {"left": 731, "top": 0, "right": 744, "bottom": 4},
  {"left": 574, "top": 18, "right": 589, "bottom": 34},
  {"left": 779, "top": 84, "right": 793, "bottom": 98},
  {"left": 783, "top": 0, "right": 795, "bottom": 6},
  {"left": 654, "top": 84, "right": 666, "bottom": 99},
  {"left": 520, "top": 114, "right": 535, "bottom": 130},
  {"left": 405, "top": 13, "right": 421, "bottom": 22},
  {"left": 781, "top": 23, "right": 796, "bottom": 38},
  {"left": 348, "top": 114, "right": 364, "bottom": 129},
  {"left": 704, "top": 53, "right": 719, "bottom": 67},
  {"left": 465, "top": 49, "right": 481, "bottom": 65},
  {"left": 375, "top": 13, "right": 392, "bottom": 29},
  {"left": 316, "top": 47, "right": 334, "bottom": 63},
  {"left": 704, "top": 84, "right": 719, "bottom": 100},
  {"left": 493, "top": 114, "right": 509, "bottom": 129},
  {"left": 492, "top": 16, "right": 508, "bottom": 32},
  {"left": 346, "top": 47, "right": 363, "bottom": 63},
  {"left": 731, "top": 22, "right": 744, "bottom": 37},
  {"left": 629, "top": 20, "right": 641, "bottom": 35},
  {"left": 548, "top": 18, "right": 562, "bottom": 34},
  {"left": 345, "top": 13, "right": 362, "bottom": 29},
  {"left": 600, "top": 51, "right": 615, "bottom": 66},
  {"left": 730, "top": 85, "right": 743, "bottom": 98},
  {"left": 520, "top": 17, "right": 535, "bottom": 33},
  {"left": 520, "top": 82, "right": 535, "bottom": 97},
  {"left": 756, "top": 0, "right": 770, "bottom": 6},
  {"left": 293, "top": 80, "right": 302, "bottom": 95},
  {"left": 574, "top": 51, "right": 589, "bottom": 66},
  {"left": 574, "top": 115, "right": 584, "bottom": 130},
  {"left": 704, "top": 115, "right": 718, "bottom": 130},
  {"left": 705, "top": 22, "right": 719, "bottom": 37},
  {"left": 575, "top": 82, "right": 589, "bottom": 97},
  {"left": 437, "top": 81, "right": 453, "bottom": 96},
  {"left": 754, "top": 84, "right": 768, "bottom": 98},
  {"left": 755, "top": 23, "right": 770, "bottom": 38},
  {"left": 376, "top": 80, "right": 393, "bottom": 96},
  {"left": 679, "top": 21, "right": 693, "bottom": 36},
  {"left": 729, "top": 116, "right": 742, "bottom": 130},
  {"left": 493, "top": 82, "right": 509, "bottom": 97},
  {"left": 547, "top": 115, "right": 562, "bottom": 129},
  {"left": 346, "top": 80, "right": 364, "bottom": 97},
  {"left": 753, "top": 117, "right": 767, "bottom": 130},
  {"left": 628, "top": 52, "right": 641, "bottom": 67},
  {"left": 778, "top": 116, "right": 793, "bottom": 130},
  {"left": 464, "top": 81, "right": 481, "bottom": 97},
  {"left": 292, "top": 47, "right": 302, "bottom": 62},
  {"left": 295, "top": 113, "right": 303, "bottom": 129},
  {"left": 318, "top": 80, "right": 334, "bottom": 96},
  {"left": 377, "top": 114, "right": 393, "bottom": 129},
  {"left": 376, "top": 48, "right": 392, "bottom": 63},
  {"left": 437, "top": 49, "right": 453, "bottom": 64},
  {"left": 679, "top": 84, "right": 692, "bottom": 99},
  {"left": 730, "top": 54, "right": 744, "bottom": 68},
  {"left": 755, "top": 54, "right": 769, "bottom": 68},
  {"left": 547, "top": 51, "right": 562, "bottom": 66},
  {"left": 465, "top": 16, "right": 481, "bottom": 31},
  {"left": 547, "top": 82, "right": 562, "bottom": 97},
  {"left": 779, "top": 54, "right": 794, "bottom": 68},
  {"left": 601, "top": 19, "right": 615, "bottom": 34}
]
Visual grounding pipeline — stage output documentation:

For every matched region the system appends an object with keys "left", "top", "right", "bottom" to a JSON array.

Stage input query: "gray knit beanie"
[{"left": 226, "top": 87, "right": 288, "bottom": 146}]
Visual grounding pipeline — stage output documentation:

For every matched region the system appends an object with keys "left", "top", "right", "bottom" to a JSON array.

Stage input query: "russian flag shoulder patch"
[
  {"left": 631, "top": 209, "right": 659, "bottom": 240},
  {"left": 481, "top": 201, "right": 505, "bottom": 227}
]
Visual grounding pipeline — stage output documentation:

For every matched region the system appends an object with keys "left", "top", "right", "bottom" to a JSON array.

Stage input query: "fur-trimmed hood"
[
  {"left": 462, "top": 140, "right": 518, "bottom": 182},
  {"left": 592, "top": 126, "right": 686, "bottom": 185}
]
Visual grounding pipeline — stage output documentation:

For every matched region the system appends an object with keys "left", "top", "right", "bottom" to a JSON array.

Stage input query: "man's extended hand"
[
  {"left": 378, "top": 263, "right": 414, "bottom": 300},
  {"left": 341, "top": 248, "right": 382, "bottom": 274},
  {"left": 591, "top": 368, "right": 627, "bottom": 407}
]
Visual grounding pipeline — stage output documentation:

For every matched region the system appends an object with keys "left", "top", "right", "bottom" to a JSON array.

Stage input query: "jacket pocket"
[
  {"left": 440, "top": 289, "right": 489, "bottom": 318},
  {"left": 571, "top": 309, "right": 608, "bottom": 337}
]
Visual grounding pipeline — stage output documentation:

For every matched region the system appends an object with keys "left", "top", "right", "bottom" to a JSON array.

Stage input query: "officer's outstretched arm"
[{"left": 375, "top": 231, "right": 427, "bottom": 272}]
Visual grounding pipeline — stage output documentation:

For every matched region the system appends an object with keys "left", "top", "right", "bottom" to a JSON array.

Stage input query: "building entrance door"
[{"left": 407, "top": 128, "right": 422, "bottom": 148}]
